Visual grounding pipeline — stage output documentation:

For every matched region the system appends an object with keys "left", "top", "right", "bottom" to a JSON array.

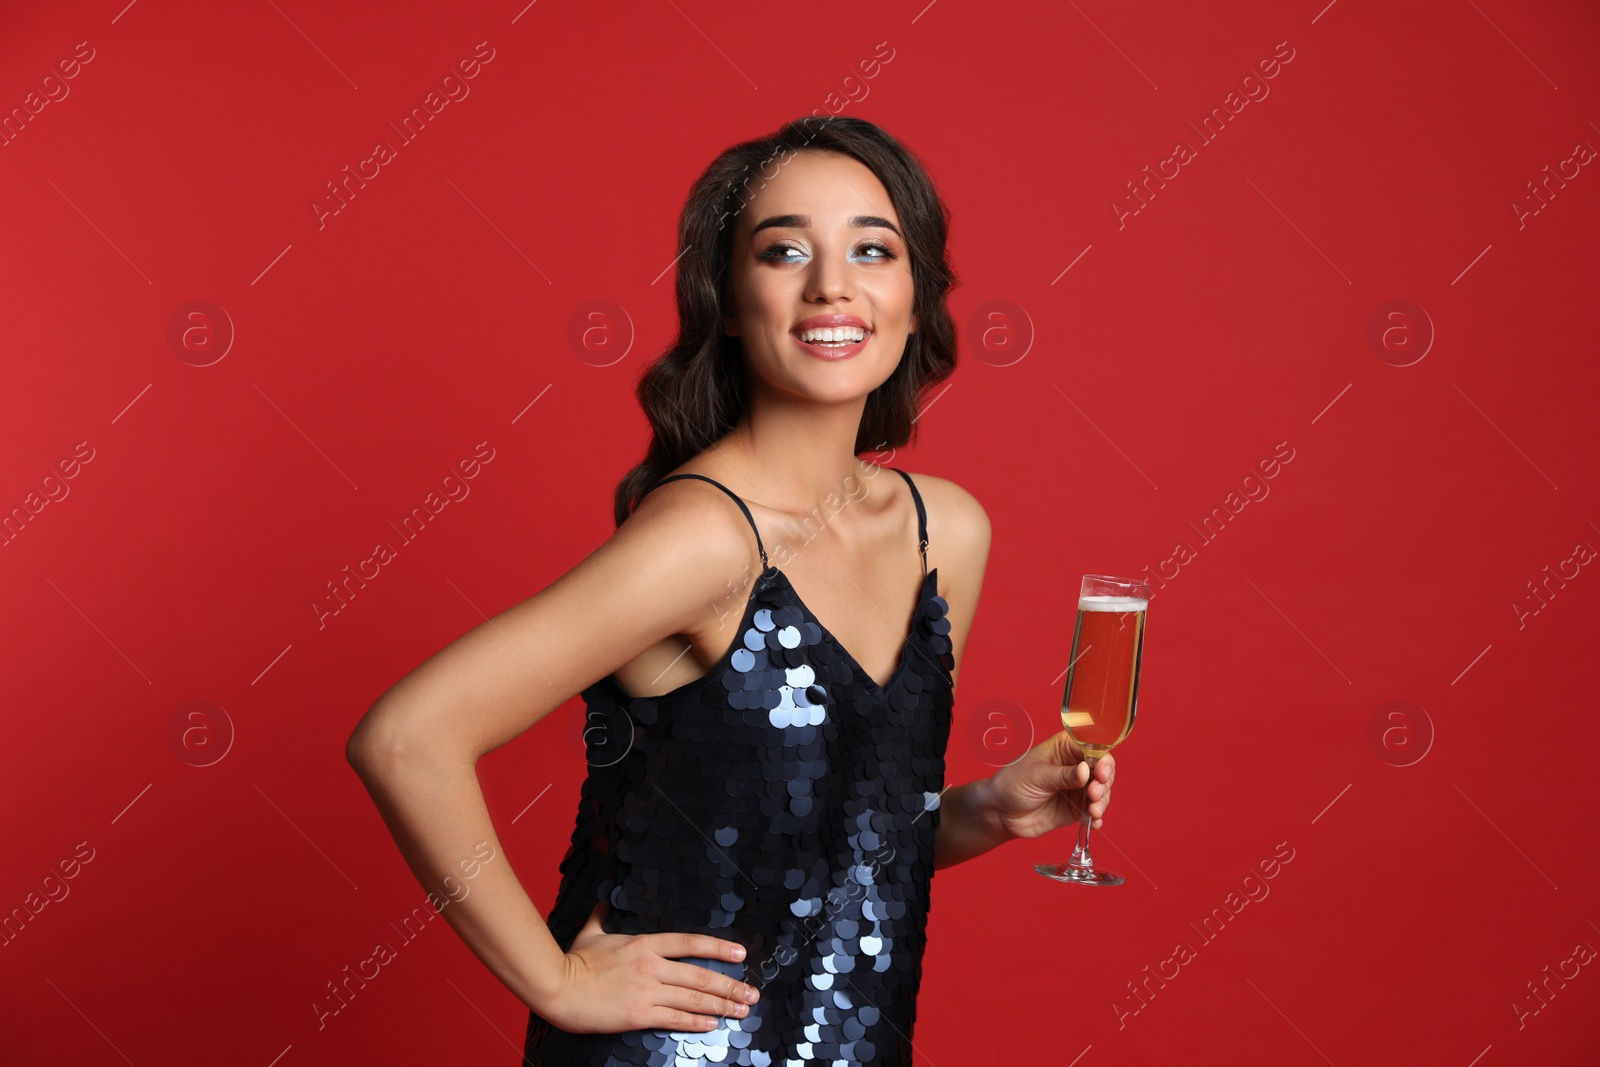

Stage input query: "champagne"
[
  {"left": 1037, "top": 574, "right": 1151, "bottom": 887},
  {"left": 1059, "top": 594, "right": 1147, "bottom": 758}
]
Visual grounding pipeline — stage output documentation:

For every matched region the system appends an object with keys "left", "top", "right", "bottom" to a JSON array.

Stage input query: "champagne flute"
[{"left": 1035, "top": 574, "right": 1149, "bottom": 886}]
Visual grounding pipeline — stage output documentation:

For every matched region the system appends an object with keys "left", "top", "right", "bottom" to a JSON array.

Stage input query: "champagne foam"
[{"left": 1078, "top": 595, "right": 1148, "bottom": 612}]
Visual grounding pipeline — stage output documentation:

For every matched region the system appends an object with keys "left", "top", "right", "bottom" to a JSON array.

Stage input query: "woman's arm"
[
  {"left": 346, "top": 738, "right": 560, "bottom": 1004},
  {"left": 346, "top": 483, "right": 767, "bottom": 1028},
  {"left": 932, "top": 779, "right": 1011, "bottom": 868}
]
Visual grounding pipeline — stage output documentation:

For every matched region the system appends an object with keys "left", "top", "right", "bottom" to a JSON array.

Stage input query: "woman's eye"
[
  {"left": 758, "top": 243, "right": 804, "bottom": 262},
  {"left": 757, "top": 241, "right": 897, "bottom": 263}
]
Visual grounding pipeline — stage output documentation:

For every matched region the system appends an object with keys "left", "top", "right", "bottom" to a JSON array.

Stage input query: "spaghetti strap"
[
  {"left": 888, "top": 467, "right": 930, "bottom": 577},
  {"left": 644, "top": 473, "right": 769, "bottom": 570}
]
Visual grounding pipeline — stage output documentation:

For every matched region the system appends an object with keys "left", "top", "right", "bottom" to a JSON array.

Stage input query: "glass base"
[{"left": 1035, "top": 862, "right": 1125, "bottom": 886}]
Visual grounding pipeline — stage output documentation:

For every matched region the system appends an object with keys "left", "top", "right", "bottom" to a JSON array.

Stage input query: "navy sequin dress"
[{"left": 523, "top": 468, "right": 956, "bottom": 1066}]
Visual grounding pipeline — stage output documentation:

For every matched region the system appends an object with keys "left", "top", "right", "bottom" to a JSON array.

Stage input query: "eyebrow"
[{"left": 749, "top": 214, "right": 904, "bottom": 240}]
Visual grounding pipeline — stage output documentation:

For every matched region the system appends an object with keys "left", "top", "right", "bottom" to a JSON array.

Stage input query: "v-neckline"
[
  {"left": 596, "top": 565, "right": 942, "bottom": 704},
  {"left": 770, "top": 566, "right": 939, "bottom": 697}
]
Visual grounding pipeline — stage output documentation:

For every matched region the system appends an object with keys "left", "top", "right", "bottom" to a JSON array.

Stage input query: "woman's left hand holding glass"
[{"left": 983, "top": 729, "right": 1115, "bottom": 840}]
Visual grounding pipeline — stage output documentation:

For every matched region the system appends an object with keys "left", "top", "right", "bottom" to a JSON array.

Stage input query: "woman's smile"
[{"left": 791, "top": 313, "right": 872, "bottom": 361}]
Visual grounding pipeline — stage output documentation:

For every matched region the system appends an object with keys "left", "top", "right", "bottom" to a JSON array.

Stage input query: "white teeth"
[{"left": 798, "top": 326, "right": 867, "bottom": 344}]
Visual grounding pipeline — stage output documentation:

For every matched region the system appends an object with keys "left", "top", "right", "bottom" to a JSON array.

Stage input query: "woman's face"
[{"left": 722, "top": 149, "right": 918, "bottom": 404}]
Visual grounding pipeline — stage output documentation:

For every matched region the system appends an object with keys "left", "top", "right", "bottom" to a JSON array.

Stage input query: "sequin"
[{"left": 525, "top": 469, "right": 955, "bottom": 1067}]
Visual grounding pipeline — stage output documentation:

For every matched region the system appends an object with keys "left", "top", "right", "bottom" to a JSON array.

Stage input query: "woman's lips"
[{"left": 791, "top": 330, "right": 870, "bottom": 361}]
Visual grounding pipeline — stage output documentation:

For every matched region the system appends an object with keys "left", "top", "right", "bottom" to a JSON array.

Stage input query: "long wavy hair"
[{"left": 611, "top": 115, "right": 960, "bottom": 526}]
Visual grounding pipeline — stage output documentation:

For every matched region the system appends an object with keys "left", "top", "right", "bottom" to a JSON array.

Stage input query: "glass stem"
[{"left": 1068, "top": 756, "right": 1098, "bottom": 870}]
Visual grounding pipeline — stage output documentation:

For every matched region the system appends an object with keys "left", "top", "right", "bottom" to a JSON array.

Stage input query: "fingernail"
[{"left": 733, "top": 946, "right": 745, "bottom": 959}]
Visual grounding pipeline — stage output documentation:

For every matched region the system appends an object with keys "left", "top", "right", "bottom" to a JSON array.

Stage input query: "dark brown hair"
[{"left": 611, "top": 114, "right": 959, "bottom": 526}]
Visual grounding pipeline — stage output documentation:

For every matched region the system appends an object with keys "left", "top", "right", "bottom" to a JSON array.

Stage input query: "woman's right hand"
[{"left": 533, "top": 900, "right": 761, "bottom": 1034}]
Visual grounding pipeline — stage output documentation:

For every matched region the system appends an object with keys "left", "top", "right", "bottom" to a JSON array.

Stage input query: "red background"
[{"left": 3, "top": 1, "right": 1597, "bottom": 1064}]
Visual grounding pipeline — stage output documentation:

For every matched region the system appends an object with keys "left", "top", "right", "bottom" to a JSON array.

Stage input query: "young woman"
[{"left": 347, "top": 115, "right": 1115, "bottom": 1066}]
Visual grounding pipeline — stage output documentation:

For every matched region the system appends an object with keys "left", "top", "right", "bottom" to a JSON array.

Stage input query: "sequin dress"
[{"left": 522, "top": 468, "right": 956, "bottom": 1067}]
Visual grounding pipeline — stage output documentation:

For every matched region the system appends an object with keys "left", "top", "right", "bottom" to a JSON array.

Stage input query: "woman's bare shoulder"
[
  {"left": 347, "top": 473, "right": 766, "bottom": 762},
  {"left": 895, "top": 470, "right": 991, "bottom": 556},
  {"left": 620, "top": 474, "right": 763, "bottom": 564}
]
